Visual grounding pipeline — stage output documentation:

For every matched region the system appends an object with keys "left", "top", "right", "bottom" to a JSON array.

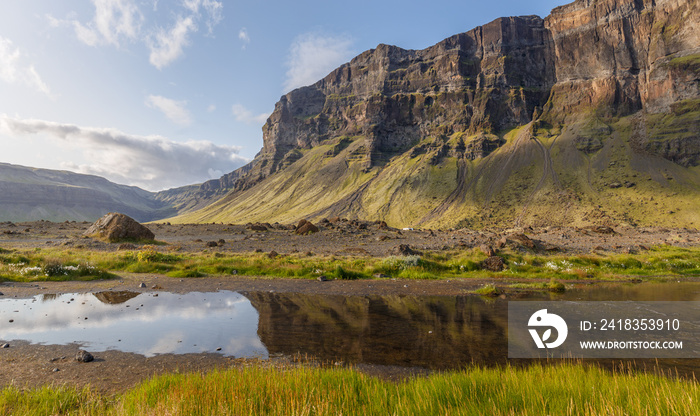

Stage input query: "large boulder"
[{"left": 84, "top": 213, "right": 155, "bottom": 243}]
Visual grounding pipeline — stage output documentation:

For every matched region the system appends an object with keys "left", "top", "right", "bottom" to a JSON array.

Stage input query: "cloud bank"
[
  {"left": 1, "top": 115, "right": 248, "bottom": 191},
  {"left": 284, "top": 33, "right": 355, "bottom": 93}
]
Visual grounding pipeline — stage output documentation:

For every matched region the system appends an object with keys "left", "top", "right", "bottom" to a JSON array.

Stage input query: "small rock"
[
  {"left": 373, "top": 273, "right": 390, "bottom": 279},
  {"left": 206, "top": 241, "right": 218, "bottom": 247},
  {"left": 391, "top": 244, "right": 420, "bottom": 256},
  {"left": 482, "top": 256, "right": 506, "bottom": 272},
  {"left": 138, "top": 283, "right": 146, "bottom": 288},
  {"left": 267, "top": 251, "right": 279, "bottom": 259},
  {"left": 218, "top": 239, "right": 226, "bottom": 245},
  {"left": 8, "top": 319, "right": 13, "bottom": 323},
  {"left": 75, "top": 350, "right": 94, "bottom": 363},
  {"left": 0, "top": 292, "right": 3, "bottom": 296},
  {"left": 247, "top": 224, "right": 268, "bottom": 232},
  {"left": 53, "top": 368, "right": 60, "bottom": 372},
  {"left": 1, "top": 343, "right": 9, "bottom": 348},
  {"left": 216, "top": 347, "right": 222, "bottom": 351},
  {"left": 317, "top": 275, "right": 329, "bottom": 282},
  {"left": 295, "top": 219, "right": 319, "bottom": 235},
  {"left": 151, "top": 285, "right": 163, "bottom": 290},
  {"left": 479, "top": 245, "right": 495, "bottom": 257}
]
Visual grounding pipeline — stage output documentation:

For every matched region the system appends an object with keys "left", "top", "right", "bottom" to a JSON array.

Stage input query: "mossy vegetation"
[
  {"left": 1, "top": 245, "right": 699, "bottom": 283},
  {"left": 669, "top": 53, "right": 700, "bottom": 72},
  {"left": 3, "top": 363, "right": 700, "bottom": 415}
]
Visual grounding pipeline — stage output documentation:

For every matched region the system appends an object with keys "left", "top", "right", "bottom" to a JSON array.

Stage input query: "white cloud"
[
  {"left": 207, "top": 104, "right": 216, "bottom": 112},
  {"left": 59, "top": 0, "right": 223, "bottom": 69},
  {"left": 1, "top": 115, "right": 248, "bottom": 191},
  {"left": 147, "top": 16, "right": 196, "bottom": 70},
  {"left": 238, "top": 28, "right": 250, "bottom": 49},
  {"left": 145, "top": 95, "right": 192, "bottom": 125},
  {"left": 71, "top": 0, "right": 143, "bottom": 47},
  {"left": 184, "top": 0, "right": 223, "bottom": 33},
  {"left": 231, "top": 104, "right": 269, "bottom": 125},
  {"left": 0, "top": 37, "right": 51, "bottom": 97},
  {"left": 283, "top": 33, "right": 355, "bottom": 93}
]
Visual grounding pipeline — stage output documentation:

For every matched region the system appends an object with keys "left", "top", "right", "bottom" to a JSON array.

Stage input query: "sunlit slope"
[{"left": 170, "top": 112, "right": 700, "bottom": 229}]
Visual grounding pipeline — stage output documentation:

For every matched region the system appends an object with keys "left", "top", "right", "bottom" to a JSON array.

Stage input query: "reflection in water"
[
  {"left": 248, "top": 293, "right": 508, "bottom": 369},
  {"left": 93, "top": 291, "right": 139, "bottom": 304},
  {"left": 1, "top": 282, "right": 700, "bottom": 374},
  {"left": 0, "top": 291, "right": 266, "bottom": 358}
]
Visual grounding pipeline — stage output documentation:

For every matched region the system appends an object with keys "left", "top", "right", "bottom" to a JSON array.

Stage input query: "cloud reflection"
[{"left": 0, "top": 291, "right": 267, "bottom": 358}]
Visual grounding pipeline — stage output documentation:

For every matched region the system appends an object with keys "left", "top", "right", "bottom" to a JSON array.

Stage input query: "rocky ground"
[
  {"left": 0, "top": 219, "right": 699, "bottom": 393},
  {"left": 1, "top": 219, "right": 698, "bottom": 256}
]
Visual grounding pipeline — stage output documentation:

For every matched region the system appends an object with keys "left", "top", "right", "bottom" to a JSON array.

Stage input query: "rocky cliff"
[
  {"left": 172, "top": 0, "right": 700, "bottom": 228},
  {"left": 0, "top": 163, "right": 175, "bottom": 222}
]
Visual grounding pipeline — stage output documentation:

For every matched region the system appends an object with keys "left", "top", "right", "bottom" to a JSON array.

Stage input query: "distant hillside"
[
  {"left": 0, "top": 163, "right": 175, "bottom": 222},
  {"left": 169, "top": 0, "right": 700, "bottom": 229}
]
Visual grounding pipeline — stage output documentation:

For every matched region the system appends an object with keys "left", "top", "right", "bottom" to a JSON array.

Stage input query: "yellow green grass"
[
  {"left": 2, "top": 363, "right": 699, "bottom": 415},
  {"left": 2, "top": 245, "right": 700, "bottom": 283}
]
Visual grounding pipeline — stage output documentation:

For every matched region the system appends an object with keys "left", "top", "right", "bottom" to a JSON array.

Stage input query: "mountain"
[
  {"left": 0, "top": 163, "right": 175, "bottom": 222},
  {"left": 171, "top": 0, "right": 700, "bottom": 229}
]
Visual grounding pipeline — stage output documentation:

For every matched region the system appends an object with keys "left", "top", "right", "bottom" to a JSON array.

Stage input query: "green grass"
[
  {"left": 1, "top": 245, "right": 700, "bottom": 283},
  {"left": 473, "top": 284, "right": 501, "bottom": 296},
  {"left": 2, "top": 363, "right": 700, "bottom": 415}
]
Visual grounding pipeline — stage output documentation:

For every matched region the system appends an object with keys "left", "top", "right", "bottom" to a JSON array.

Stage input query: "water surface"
[{"left": 1, "top": 282, "right": 700, "bottom": 371}]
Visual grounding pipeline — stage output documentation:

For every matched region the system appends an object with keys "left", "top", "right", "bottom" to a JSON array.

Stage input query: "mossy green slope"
[{"left": 171, "top": 109, "right": 700, "bottom": 229}]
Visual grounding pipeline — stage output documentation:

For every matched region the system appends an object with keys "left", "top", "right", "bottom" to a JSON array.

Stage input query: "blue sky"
[{"left": 0, "top": 0, "right": 564, "bottom": 191}]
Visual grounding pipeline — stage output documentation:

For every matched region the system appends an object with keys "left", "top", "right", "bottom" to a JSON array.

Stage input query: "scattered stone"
[
  {"left": 1, "top": 343, "right": 9, "bottom": 348},
  {"left": 376, "top": 235, "right": 390, "bottom": 241},
  {"left": 218, "top": 239, "right": 226, "bottom": 245},
  {"left": 247, "top": 223, "right": 268, "bottom": 231},
  {"left": 587, "top": 226, "right": 617, "bottom": 235},
  {"left": 479, "top": 245, "right": 495, "bottom": 257},
  {"left": 268, "top": 251, "right": 279, "bottom": 259},
  {"left": 151, "top": 284, "right": 163, "bottom": 290},
  {"left": 317, "top": 275, "right": 329, "bottom": 282},
  {"left": 373, "top": 273, "right": 390, "bottom": 279},
  {"left": 8, "top": 319, "right": 13, "bottom": 323},
  {"left": 0, "top": 292, "right": 3, "bottom": 296},
  {"left": 84, "top": 213, "right": 155, "bottom": 243},
  {"left": 499, "top": 233, "right": 537, "bottom": 250},
  {"left": 53, "top": 368, "right": 60, "bottom": 372},
  {"left": 608, "top": 182, "right": 622, "bottom": 189},
  {"left": 75, "top": 350, "right": 94, "bottom": 363},
  {"left": 254, "top": 249, "right": 263, "bottom": 253},
  {"left": 295, "top": 219, "right": 319, "bottom": 235},
  {"left": 391, "top": 244, "right": 420, "bottom": 256},
  {"left": 482, "top": 256, "right": 506, "bottom": 272},
  {"left": 138, "top": 283, "right": 146, "bottom": 288},
  {"left": 118, "top": 243, "right": 136, "bottom": 250},
  {"left": 206, "top": 241, "right": 218, "bottom": 248}
]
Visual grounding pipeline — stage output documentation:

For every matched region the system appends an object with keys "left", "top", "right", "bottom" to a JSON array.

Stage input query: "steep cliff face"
[{"left": 173, "top": 0, "right": 700, "bottom": 228}]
